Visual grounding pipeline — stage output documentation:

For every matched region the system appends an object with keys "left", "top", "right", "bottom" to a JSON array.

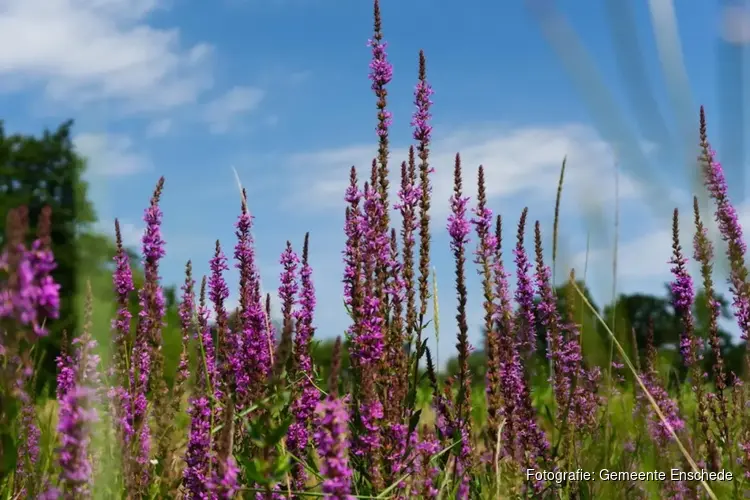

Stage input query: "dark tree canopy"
[{"left": 0, "top": 120, "right": 98, "bottom": 396}]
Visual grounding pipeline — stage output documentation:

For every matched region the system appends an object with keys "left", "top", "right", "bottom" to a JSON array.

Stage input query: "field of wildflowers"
[{"left": 2, "top": 1, "right": 750, "bottom": 499}]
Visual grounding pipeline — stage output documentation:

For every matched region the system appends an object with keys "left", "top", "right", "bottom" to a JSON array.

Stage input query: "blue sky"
[{"left": 2, "top": 0, "right": 749, "bottom": 365}]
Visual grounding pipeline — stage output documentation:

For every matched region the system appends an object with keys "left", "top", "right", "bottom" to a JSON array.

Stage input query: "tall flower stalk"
[
  {"left": 314, "top": 338, "right": 353, "bottom": 500},
  {"left": 447, "top": 154, "right": 472, "bottom": 499}
]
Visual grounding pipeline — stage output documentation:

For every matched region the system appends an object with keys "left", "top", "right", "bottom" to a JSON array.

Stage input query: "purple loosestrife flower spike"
[
  {"left": 176, "top": 261, "right": 195, "bottom": 392},
  {"left": 415, "top": 51, "right": 434, "bottom": 363},
  {"left": 234, "top": 190, "right": 269, "bottom": 406},
  {"left": 671, "top": 208, "right": 720, "bottom": 465},
  {"left": 699, "top": 107, "right": 750, "bottom": 483},
  {"left": 470, "top": 167, "right": 501, "bottom": 434},
  {"left": 669, "top": 209, "right": 701, "bottom": 369},
  {"left": 397, "top": 149, "right": 419, "bottom": 340},
  {"left": 157, "top": 261, "right": 195, "bottom": 477},
  {"left": 637, "top": 323, "right": 685, "bottom": 446},
  {"left": 15, "top": 389, "right": 40, "bottom": 497},
  {"left": 314, "top": 338, "right": 354, "bottom": 500},
  {"left": 209, "top": 240, "right": 234, "bottom": 396},
  {"left": 447, "top": 154, "right": 473, "bottom": 497},
  {"left": 369, "top": 0, "right": 393, "bottom": 207},
  {"left": 110, "top": 220, "right": 134, "bottom": 445},
  {"left": 693, "top": 196, "right": 730, "bottom": 440},
  {"left": 0, "top": 205, "right": 60, "bottom": 338},
  {"left": 699, "top": 108, "right": 750, "bottom": 347},
  {"left": 352, "top": 184, "right": 387, "bottom": 366},
  {"left": 288, "top": 233, "right": 318, "bottom": 492},
  {"left": 343, "top": 167, "right": 364, "bottom": 309},
  {"left": 197, "top": 277, "right": 221, "bottom": 403},
  {"left": 183, "top": 396, "right": 212, "bottom": 499},
  {"left": 279, "top": 241, "right": 300, "bottom": 331},
  {"left": 413, "top": 430, "right": 440, "bottom": 498},
  {"left": 513, "top": 209, "right": 536, "bottom": 356},
  {"left": 138, "top": 177, "right": 167, "bottom": 394},
  {"left": 58, "top": 386, "right": 98, "bottom": 499},
  {"left": 315, "top": 397, "right": 354, "bottom": 500},
  {"left": 412, "top": 50, "right": 433, "bottom": 147},
  {"left": 184, "top": 278, "right": 218, "bottom": 500},
  {"left": 447, "top": 154, "right": 471, "bottom": 398},
  {"left": 127, "top": 179, "right": 167, "bottom": 490},
  {"left": 56, "top": 331, "right": 75, "bottom": 402},
  {"left": 112, "top": 219, "right": 134, "bottom": 382},
  {"left": 534, "top": 224, "right": 598, "bottom": 432},
  {"left": 57, "top": 297, "right": 101, "bottom": 500}
]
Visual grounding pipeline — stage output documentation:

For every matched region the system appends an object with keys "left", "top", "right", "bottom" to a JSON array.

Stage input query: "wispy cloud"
[
  {"left": 204, "top": 86, "right": 265, "bottom": 134},
  {"left": 720, "top": 4, "right": 750, "bottom": 44},
  {"left": 146, "top": 118, "right": 173, "bottom": 137},
  {"left": 74, "top": 132, "right": 151, "bottom": 176},
  {"left": 0, "top": 0, "right": 213, "bottom": 112},
  {"left": 282, "top": 124, "right": 644, "bottom": 218}
]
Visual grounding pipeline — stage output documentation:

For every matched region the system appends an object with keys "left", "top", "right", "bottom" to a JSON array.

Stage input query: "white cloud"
[
  {"left": 283, "top": 124, "right": 645, "bottom": 218},
  {"left": 75, "top": 132, "right": 151, "bottom": 176},
  {"left": 204, "top": 86, "right": 265, "bottom": 134},
  {"left": 94, "top": 218, "right": 143, "bottom": 247},
  {"left": 573, "top": 200, "right": 750, "bottom": 283},
  {"left": 0, "top": 0, "right": 213, "bottom": 111},
  {"left": 146, "top": 118, "right": 173, "bottom": 137},
  {"left": 117, "top": 221, "right": 144, "bottom": 247},
  {"left": 720, "top": 4, "right": 750, "bottom": 44}
]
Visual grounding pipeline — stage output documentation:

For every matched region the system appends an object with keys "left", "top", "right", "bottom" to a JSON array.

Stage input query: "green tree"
[{"left": 0, "top": 120, "right": 97, "bottom": 395}]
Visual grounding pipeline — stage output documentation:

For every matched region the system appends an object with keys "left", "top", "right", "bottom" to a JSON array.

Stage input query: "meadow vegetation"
[{"left": 2, "top": 1, "right": 750, "bottom": 498}]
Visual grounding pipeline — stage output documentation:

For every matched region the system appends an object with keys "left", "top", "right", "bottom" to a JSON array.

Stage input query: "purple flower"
[
  {"left": 183, "top": 396, "right": 212, "bottom": 500},
  {"left": 413, "top": 434, "right": 440, "bottom": 498},
  {"left": 637, "top": 374, "right": 685, "bottom": 446},
  {"left": 0, "top": 232, "right": 61, "bottom": 337},
  {"left": 350, "top": 185, "right": 387, "bottom": 366},
  {"left": 234, "top": 195, "right": 271, "bottom": 405},
  {"left": 314, "top": 396, "right": 354, "bottom": 500},
  {"left": 668, "top": 210, "right": 700, "bottom": 367},
  {"left": 58, "top": 386, "right": 98, "bottom": 498},
  {"left": 699, "top": 108, "right": 750, "bottom": 342},
  {"left": 368, "top": 0, "right": 393, "bottom": 140},
  {"left": 534, "top": 223, "right": 600, "bottom": 432},
  {"left": 112, "top": 219, "right": 134, "bottom": 371},
  {"left": 210, "top": 455, "right": 240, "bottom": 499},
  {"left": 343, "top": 168, "right": 364, "bottom": 308},
  {"left": 177, "top": 263, "right": 195, "bottom": 387},
  {"left": 411, "top": 50, "right": 433, "bottom": 146},
  {"left": 209, "top": 241, "right": 240, "bottom": 407},
  {"left": 56, "top": 347, "right": 75, "bottom": 402},
  {"left": 15, "top": 394, "right": 40, "bottom": 496},
  {"left": 288, "top": 234, "right": 319, "bottom": 491},
  {"left": 513, "top": 209, "right": 536, "bottom": 355},
  {"left": 279, "top": 242, "right": 300, "bottom": 324},
  {"left": 447, "top": 184, "right": 471, "bottom": 254},
  {"left": 56, "top": 330, "right": 101, "bottom": 499}
]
